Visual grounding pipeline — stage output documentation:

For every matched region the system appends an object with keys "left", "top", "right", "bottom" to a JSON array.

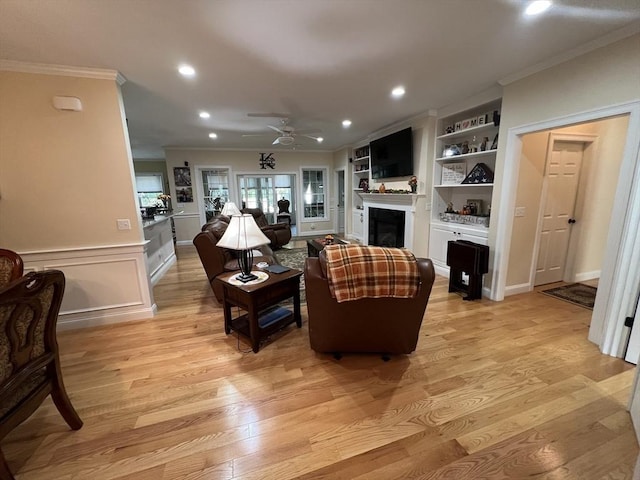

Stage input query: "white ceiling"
[{"left": 1, "top": 0, "right": 639, "bottom": 158}]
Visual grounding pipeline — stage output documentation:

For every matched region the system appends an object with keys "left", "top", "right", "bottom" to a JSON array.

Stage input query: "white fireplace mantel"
[
  {"left": 361, "top": 193, "right": 425, "bottom": 251},
  {"left": 358, "top": 193, "right": 424, "bottom": 207}
]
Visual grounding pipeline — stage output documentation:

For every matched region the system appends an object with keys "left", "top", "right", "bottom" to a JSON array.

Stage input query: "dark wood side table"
[
  {"left": 216, "top": 269, "right": 303, "bottom": 352},
  {"left": 306, "top": 237, "right": 348, "bottom": 257}
]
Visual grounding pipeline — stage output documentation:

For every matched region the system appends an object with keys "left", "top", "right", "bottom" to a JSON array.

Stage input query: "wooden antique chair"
[
  {"left": 0, "top": 270, "right": 82, "bottom": 479},
  {"left": 0, "top": 249, "right": 23, "bottom": 288}
]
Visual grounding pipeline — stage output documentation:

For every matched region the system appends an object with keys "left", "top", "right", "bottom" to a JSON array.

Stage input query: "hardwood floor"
[{"left": 4, "top": 245, "right": 638, "bottom": 479}]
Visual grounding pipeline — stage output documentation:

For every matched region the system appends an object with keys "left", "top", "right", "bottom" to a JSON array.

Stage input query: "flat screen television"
[{"left": 370, "top": 127, "right": 413, "bottom": 179}]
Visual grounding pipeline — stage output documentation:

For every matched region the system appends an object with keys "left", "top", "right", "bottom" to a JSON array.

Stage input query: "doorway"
[
  {"left": 534, "top": 135, "right": 593, "bottom": 286},
  {"left": 493, "top": 101, "right": 640, "bottom": 362}
]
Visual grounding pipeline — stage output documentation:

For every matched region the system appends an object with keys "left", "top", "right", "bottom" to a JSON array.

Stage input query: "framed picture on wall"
[
  {"left": 177, "top": 187, "right": 193, "bottom": 203},
  {"left": 173, "top": 167, "right": 192, "bottom": 187}
]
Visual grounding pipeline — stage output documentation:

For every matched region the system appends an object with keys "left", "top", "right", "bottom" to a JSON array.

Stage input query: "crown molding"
[
  {"left": 498, "top": 23, "right": 640, "bottom": 86},
  {"left": 0, "top": 59, "right": 126, "bottom": 84}
]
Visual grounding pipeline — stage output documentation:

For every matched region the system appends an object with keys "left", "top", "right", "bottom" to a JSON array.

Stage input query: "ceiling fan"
[{"left": 243, "top": 114, "right": 322, "bottom": 145}]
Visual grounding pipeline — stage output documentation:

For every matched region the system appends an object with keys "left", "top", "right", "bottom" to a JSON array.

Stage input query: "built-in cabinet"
[
  {"left": 429, "top": 99, "right": 501, "bottom": 276},
  {"left": 351, "top": 145, "right": 370, "bottom": 242},
  {"left": 143, "top": 214, "right": 178, "bottom": 285}
]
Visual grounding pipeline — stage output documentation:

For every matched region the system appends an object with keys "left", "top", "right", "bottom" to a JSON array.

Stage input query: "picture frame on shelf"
[
  {"left": 441, "top": 162, "right": 467, "bottom": 185},
  {"left": 358, "top": 178, "right": 369, "bottom": 192},
  {"left": 466, "top": 199, "right": 483, "bottom": 215}
]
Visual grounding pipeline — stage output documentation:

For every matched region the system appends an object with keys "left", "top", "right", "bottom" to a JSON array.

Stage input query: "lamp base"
[{"left": 235, "top": 272, "right": 258, "bottom": 283}]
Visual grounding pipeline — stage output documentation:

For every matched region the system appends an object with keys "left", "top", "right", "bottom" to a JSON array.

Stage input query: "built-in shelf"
[
  {"left": 434, "top": 183, "right": 493, "bottom": 188},
  {"left": 436, "top": 150, "right": 496, "bottom": 162},
  {"left": 429, "top": 98, "right": 501, "bottom": 280},
  {"left": 436, "top": 123, "right": 497, "bottom": 141}
]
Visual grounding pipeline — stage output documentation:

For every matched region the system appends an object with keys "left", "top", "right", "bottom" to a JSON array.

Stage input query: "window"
[
  {"left": 135, "top": 173, "right": 164, "bottom": 207},
  {"left": 302, "top": 168, "right": 327, "bottom": 220},
  {"left": 202, "top": 169, "right": 229, "bottom": 221}
]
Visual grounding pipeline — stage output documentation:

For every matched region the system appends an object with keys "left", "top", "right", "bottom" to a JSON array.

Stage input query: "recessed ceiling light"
[
  {"left": 316, "top": 137, "right": 324, "bottom": 143},
  {"left": 525, "top": 0, "right": 551, "bottom": 16},
  {"left": 178, "top": 64, "right": 195, "bottom": 77},
  {"left": 342, "top": 120, "right": 352, "bottom": 128},
  {"left": 199, "top": 111, "right": 210, "bottom": 119},
  {"left": 208, "top": 133, "right": 217, "bottom": 139},
  {"left": 391, "top": 86, "right": 405, "bottom": 98}
]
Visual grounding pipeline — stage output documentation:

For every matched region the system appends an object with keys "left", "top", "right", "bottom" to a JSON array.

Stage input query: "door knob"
[{"left": 568, "top": 218, "right": 576, "bottom": 224}]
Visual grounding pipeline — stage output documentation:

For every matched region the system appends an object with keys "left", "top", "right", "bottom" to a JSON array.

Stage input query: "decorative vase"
[
  {"left": 411, "top": 185, "right": 417, "bottom": 193},
  {"left": 379, "top": 183, "right": 386, "bottom": 193}
]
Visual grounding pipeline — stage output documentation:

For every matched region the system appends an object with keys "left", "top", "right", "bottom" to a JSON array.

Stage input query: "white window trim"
[{"left": 299, "top": 166, "right": 329, "bottom": 222}]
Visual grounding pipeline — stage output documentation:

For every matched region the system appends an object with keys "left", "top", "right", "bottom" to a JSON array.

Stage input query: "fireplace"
[{"left": 368, "top": 207, "right": 405, "bottom": 247}]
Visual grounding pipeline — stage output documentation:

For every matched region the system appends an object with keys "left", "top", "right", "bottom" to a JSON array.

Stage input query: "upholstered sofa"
[
  {"left": 193, "top": 216, "right": 278, "bottom": 302},
  {"left": 241, "top": 208, "right": 292, "bottom": 249},
  {"left": 304, "top": 250, "right": 435, "bottom": 354}
]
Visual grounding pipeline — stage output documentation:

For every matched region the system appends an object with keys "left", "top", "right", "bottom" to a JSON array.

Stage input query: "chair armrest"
[{"left": 262, "top": 223, "right": 290, "bottom": 232}]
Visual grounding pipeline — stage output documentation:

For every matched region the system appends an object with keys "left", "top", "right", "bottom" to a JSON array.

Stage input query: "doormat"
[{"left": 540, "top": 283, "right": 597, "bottom": 310}]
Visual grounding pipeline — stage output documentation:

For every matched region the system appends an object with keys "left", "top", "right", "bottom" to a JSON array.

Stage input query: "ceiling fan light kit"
[
  {"left": 274, "top": 136, "right": 295, "bottom": 145},
  {"left": 246, "top": 115, "right": 322, "bottom": 147}
]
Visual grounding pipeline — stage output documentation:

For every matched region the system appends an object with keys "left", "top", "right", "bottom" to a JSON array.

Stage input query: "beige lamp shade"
[
  {"left": 217, "top": 214, "right": 270, "bottom": 250},
  {"left": 221, "top": 201, "right": 241, "bottom": 216}
]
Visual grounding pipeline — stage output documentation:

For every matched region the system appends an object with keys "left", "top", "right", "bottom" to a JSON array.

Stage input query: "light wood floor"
[{"left": 4, "top": 245, "right": 638, "bottom": 479}]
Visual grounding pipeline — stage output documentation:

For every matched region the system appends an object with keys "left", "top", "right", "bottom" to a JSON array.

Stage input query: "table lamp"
[
  {"left": 221, "top": 201, "right": 241, "bottom": 216},
  {"left": 216, "top": 213, "right": 270, "bottom": 282}
]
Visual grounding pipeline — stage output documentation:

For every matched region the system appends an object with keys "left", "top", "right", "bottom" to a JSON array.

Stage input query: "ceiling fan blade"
[
  {"left": 248, "top": 112, "right": 290, "bottom": 118},
  {"left": 295, "top": 128, "right": 321, "bottom": 135},
  {"left": 272, "top": 138, "right": 281, "bottom": 145},
  {"left": 242, "top": 134, "right": 269, "bottom": 137},
  {"left": 268, "top": 125, "right": 286, "bottom": 135},
  {"left": 303, "top": 134, "right": 321, "bottom": 141}
]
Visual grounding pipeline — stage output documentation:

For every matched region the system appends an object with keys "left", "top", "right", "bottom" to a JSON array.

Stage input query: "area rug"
[
  {"left": 275, "top": 247, "right": 308, "bottom": 303},
  {"left": 540, "top": 283, "right": 597, "bottom": 310}
]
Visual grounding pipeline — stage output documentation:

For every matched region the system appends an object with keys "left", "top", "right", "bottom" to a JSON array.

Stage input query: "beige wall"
[
  {"left": 164, "top": 148, "right": 335, "bottom": 241},
  {"left": 0, "top": 71, "right": 142, "bottom": 250},
  {"left": 493, "top": 33, "right": 640, "bottom": 290},
  {"left": 506, "top": 117, "right": 629, "bottom": 286}
]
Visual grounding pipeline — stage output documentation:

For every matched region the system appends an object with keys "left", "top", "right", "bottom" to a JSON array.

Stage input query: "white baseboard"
[
  {"left": 433, "top": 263, "right": 450, "bottom": 278},
  {"left": 574, "top": 270, "right": 600, "bottom": 282},
  {"left": 58, "top": 304, "right": 157, "bottom": 330},
  {"left": 505, "top": 283, "right": 533, "bottom": 296},
  {"left": 176, "top": 240, "right": 193, "bottom": 246},
  {"left": 296, "top": 229, "right": 337, "bottom": 238},
  {"left": 150, "top": 252, "right": 177, "bottom": 286}
]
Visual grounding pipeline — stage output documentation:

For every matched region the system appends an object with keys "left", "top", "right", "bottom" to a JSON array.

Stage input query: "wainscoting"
[{"left": 21, "top": 243, "right": 155, "bottom": 330}]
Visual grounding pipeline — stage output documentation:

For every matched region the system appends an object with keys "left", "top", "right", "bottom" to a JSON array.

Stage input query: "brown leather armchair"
[
  {"left": 241, "top": 208, "right": 292, "bottom": 249},
  {"left": 304, "top": 251, "right": 435, "bottom": 355},
  {"left": 194, "top": 216, "right": 278, "bottom": 302}
]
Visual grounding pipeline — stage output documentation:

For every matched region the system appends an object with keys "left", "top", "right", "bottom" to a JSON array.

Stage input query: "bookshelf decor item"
[
  {"left": 462, "top": 163, "right": 494, "bottom": 184},
  {"left": 441, "top": 162, "right": 467, "bottom": 185}
]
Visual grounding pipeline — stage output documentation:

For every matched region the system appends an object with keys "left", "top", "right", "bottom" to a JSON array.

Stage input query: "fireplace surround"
[{"left": 361, "top": 193, "right": 423, "bottom": 251}]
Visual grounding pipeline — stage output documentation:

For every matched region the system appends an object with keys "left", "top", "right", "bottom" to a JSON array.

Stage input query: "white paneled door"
[{"left": 535, "top": 140, "right": 585, "bottom": 286}]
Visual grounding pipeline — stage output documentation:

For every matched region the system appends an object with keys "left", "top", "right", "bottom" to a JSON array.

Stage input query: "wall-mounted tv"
[{"left": 370, "top": 127, "right": 413, "bottom": 180}]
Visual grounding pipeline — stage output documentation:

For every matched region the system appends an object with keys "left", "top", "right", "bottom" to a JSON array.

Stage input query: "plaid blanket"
[{"left": 324, "top": 245, "right": 420, "bottom": 303}]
